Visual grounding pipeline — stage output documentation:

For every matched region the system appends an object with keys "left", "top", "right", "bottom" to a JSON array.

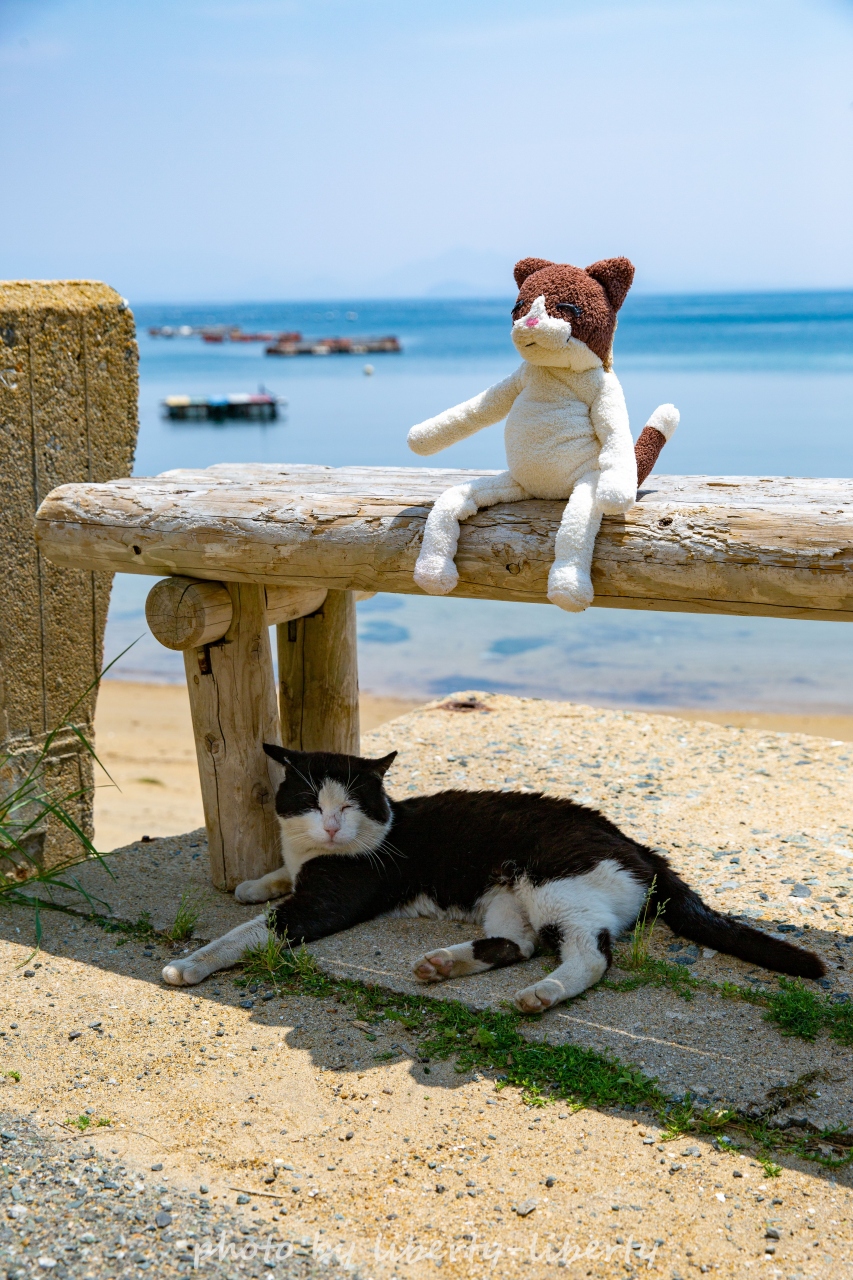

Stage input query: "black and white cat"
[{"left": 162, "top": 747, "right": 825, "bottom": 1009}]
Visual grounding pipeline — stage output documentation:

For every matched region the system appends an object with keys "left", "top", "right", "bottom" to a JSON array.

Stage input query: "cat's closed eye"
[{"left": 556, "top": 302, "right": 582, "bottom": 318}]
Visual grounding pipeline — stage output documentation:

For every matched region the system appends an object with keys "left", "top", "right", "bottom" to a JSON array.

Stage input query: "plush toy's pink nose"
[{"left": 524, "top": 315, "right": 540, "bottom": 328}]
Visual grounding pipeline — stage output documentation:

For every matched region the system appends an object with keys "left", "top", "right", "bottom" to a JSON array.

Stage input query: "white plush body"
[{"left": 408, "top": 296, "right": 677, "bottom": 612}]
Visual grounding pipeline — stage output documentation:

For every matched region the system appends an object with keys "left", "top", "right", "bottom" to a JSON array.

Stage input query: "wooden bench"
[{"left": 35, "top": 463, "right": 853, "bottom": 889}]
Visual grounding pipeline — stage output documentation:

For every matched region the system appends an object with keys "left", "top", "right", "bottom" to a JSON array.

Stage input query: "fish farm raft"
[{"left": 161, "top": 393, "right": 284, "bottom": 422}]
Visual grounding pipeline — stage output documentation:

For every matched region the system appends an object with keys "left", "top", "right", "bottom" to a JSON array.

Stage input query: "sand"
[
  {"left": 92, "top": 680, "right": 853, "bottom": 852},
  {"left": 92, "top": 683, "right": 421, "bottom": 852},
  {"left": 3, "top": 689, "right": 852, "bottom": 1278}
]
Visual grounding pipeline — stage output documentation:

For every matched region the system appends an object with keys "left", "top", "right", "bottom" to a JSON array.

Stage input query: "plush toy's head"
[{"left": 510, "top": 257, "right": 634, "bottom": 371}]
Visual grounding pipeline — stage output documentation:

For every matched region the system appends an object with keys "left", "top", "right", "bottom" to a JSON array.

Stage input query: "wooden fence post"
[{"left": 277, "top": 589, "right": 360, "bottom": 754}]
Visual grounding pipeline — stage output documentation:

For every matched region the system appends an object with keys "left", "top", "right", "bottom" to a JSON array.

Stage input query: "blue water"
[{"left": 105, "top": 293, "right": 853, "bottom": 713}]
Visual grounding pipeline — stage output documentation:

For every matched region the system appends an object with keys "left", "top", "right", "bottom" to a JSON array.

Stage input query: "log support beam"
[{"left": 145, "top": 576, "right": 333, "bottom": 890}]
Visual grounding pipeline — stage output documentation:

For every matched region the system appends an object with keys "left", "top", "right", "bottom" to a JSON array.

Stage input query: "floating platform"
[{"left": 161, "top": 393, "right": 284, "bottom": 422}]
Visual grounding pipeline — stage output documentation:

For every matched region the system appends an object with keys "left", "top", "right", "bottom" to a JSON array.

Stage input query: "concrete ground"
[{"left": 3, "top": 694, "right": 853, "bottom": 1279}]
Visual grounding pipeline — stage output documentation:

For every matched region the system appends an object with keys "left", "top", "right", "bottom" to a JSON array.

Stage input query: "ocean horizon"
[{"left": 103, "top": 290, "right": 853, "bottom": 714}]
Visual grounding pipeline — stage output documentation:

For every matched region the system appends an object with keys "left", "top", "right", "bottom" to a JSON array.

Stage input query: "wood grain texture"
[
  {"left": 146, "top": 577, "right": 233, "bottom": 649},
  {"left": 184, "top": 582, "right": 283, "bottom": 890},
  {"left": 145, "top": 577, "right": 328, "bottom": 649},
  {"left": 35, "top": 464, "right": 853, "bottom": 621},
  {"left": 277, "top": 589, "right": 360, "bottom": 754},
  {"left": 264, "top": 584, "right": 328, "bottom": 626}
]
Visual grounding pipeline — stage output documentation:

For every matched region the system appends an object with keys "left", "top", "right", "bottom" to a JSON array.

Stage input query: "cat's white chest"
[{"left": 504, "top": 367, "right": 601, "bottom": 500}]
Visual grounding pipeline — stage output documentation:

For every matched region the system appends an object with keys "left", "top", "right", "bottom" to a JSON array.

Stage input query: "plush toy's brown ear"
[
  {"left": 513, "top": 257, "right": 554, "bottom": 288},
  {"left": 585, "top": 257, "right": 635, "bottom": 311}
]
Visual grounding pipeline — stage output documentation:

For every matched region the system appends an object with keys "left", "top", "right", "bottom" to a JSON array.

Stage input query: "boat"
[
  {"left": 149, "top": 324, "right": 302, "bottom": 344},
  {"left": 265, "top": 334, "right": 401, "bottom": 356},
  {"left": 147, "top": 323, "right": 401, "bottom": 356},
  {"left": 161, "top": 391, "right": 285, "bottom": 422}
]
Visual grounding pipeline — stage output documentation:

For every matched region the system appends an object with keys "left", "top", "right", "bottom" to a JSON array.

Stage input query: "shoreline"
[{"left": 93, "top": 680, "right": 853, "bottom": 851}]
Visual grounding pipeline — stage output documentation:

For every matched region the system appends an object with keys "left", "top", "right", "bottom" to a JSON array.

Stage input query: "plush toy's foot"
[
  {"left": 547, "top": 561, "right": 593, "bottom": 612},
  {"left": 413, "top": 554, "right": 459, "bottom": 595}
]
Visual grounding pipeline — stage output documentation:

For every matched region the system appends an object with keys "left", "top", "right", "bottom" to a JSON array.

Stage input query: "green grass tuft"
[
  {"left": 241, "top": 918, "right": 331, "bottom": 996},
  {"left": 625, "top": 876, "right": 666, "bottom": 971},
  {"left": 166, "top": 891, "right": 201, "bottom": 943},
  {"left": 101, "top": 910, "right": 156, "bottom": 940},
  {"left": 764, "top": 978, "right": 825, "bottom": 1040},
  {"left": 65, "top": 1113, "right": 112, "bottom": 1131},
  {"left": 827, "top": 998, "right": 853, "bottom": 1047},
  {"left": 603, "top": 955, "right": 699, "bottom": 1002}
]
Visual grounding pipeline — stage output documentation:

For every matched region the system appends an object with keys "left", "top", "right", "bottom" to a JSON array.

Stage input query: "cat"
[
  {"left": 407, "top": 256, "right": 679, "bottom": 613},
  {"left": 162, "top": 746, "right": 825, "bottom": 1009}
]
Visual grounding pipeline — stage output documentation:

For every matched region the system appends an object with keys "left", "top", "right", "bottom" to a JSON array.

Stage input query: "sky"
[{"left": 2, "top": 0, "right": 853, "bottom": 299}]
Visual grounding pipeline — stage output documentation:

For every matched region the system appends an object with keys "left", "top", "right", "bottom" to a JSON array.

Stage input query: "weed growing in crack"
[
  {"left": 765, "top": 977, "right": 826, "bottom": 1040},
  {"left": 166, "top": 891, "right": 201, "bottom": 943},
  {"left": 626, "top": 876, "right": 667, "bottom": 970}
]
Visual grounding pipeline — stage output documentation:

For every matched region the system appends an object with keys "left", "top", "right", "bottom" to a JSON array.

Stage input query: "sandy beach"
[
  {"left": 92, "top": 683, "right": 422, "bottom": 852},
  {"left": 93, "top": 680, "right": 853, "bottom": 852}
]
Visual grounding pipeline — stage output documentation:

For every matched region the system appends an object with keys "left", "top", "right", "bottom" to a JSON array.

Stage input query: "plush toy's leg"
[
  {"left": 414, "top": 471, "right": 529, "bottom": 595},
  {"left": 547, "top": 470, "right": 602, "bottom": 613}
]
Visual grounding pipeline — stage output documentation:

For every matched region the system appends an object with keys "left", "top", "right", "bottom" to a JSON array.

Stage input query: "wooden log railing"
[{"left": 34, "top": 463, "right": 853, "bottom": 889}]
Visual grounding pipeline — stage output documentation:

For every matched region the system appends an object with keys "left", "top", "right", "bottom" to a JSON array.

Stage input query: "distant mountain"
[{"left": 369, "top": 248, "right": 513, "bottom": 298}]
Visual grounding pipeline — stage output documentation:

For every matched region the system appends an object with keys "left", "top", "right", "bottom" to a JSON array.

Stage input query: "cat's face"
[
  {"left": 510, "top": 256, "right": 634, "bottom": 369},
  {"left": 263, "top": 745, "right": 396, "bottom": 857}
]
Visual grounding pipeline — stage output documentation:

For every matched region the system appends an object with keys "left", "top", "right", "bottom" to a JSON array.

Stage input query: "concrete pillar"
[{"left": 0, "top": 281, "right": 138, "bottom": 870}]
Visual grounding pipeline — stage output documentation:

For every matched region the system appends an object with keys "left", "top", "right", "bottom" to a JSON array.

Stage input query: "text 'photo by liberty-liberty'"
[{"left": 188, "top": 1226, "right": 663, "bottom": 1271}]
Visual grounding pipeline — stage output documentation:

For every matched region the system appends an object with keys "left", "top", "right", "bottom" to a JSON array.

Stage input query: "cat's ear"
[
  {"left": 585, "top": 257, "right": 634, "bottom": 311},
  {"left": 264, "top": 742, "right": 297, "bottom": 767},
  {"left": 513, "top": 257, "right": 553, "bottom": 288},
  {"left": 362, "top": 751, "right": 397, "bottom": 778}
]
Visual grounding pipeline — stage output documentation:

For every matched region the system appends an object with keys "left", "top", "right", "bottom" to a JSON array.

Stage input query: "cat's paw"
[
  {"left": 513, "top": 977, "right": 566, "bottom": 1013},
  {"left": 547, "top": 562, "right": 593, "bottom": 613},
  {"left": 235, "top": 878, "right": 273, "bottom": 904},
  {"left": 413, "top": 949, "right": 454, "bottom": 981},
  {"left": 162, "top": 959, "right": 205, "bottom": 986},
  {"left": 413, "top": 556, "right": 459, "bottom": 596}
]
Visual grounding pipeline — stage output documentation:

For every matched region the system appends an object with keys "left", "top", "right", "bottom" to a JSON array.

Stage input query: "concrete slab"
[{"left": 22, "top": 831, "right": 853, "bottom": 1130}]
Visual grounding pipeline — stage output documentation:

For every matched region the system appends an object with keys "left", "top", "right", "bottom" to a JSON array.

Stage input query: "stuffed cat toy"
[{"left": 407, "top": 256, "right": 679, "bottom": 612}]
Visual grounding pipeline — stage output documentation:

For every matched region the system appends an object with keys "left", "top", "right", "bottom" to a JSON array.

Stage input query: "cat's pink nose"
[
  {"left": 524, "top": 315, "right": 539, "bottom": 328},
  {"left": 323, "top": 816, "right": 341, "bottom": 837}
]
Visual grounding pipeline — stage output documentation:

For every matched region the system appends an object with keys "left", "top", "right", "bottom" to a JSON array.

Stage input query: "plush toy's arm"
[
  {"left": 407, "top": 367, "right": 524, "bottom": 457},
  {"left": 590, "top": 372, "right": 637, "bottom": 514}
]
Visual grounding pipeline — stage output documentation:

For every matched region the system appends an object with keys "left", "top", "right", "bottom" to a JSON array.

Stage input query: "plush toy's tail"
[
  {"left": 649, "top": 861, "right": 826, "bottom": 979},
  {"left": 635, "top": 404, "right": 679, "bottom": 486}
]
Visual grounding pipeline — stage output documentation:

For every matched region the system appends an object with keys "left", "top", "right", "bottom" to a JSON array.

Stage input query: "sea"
[{"left": 104, "top": 292, "right": 853, "bottom": 714}]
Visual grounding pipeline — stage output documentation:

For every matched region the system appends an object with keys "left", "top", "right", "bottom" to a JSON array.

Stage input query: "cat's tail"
[
  {"left": 635, "top": 404, "right": 679, "bottom": 486},
  {"left": 649, "top": 862, "right": 826, "bottom": 979}
]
